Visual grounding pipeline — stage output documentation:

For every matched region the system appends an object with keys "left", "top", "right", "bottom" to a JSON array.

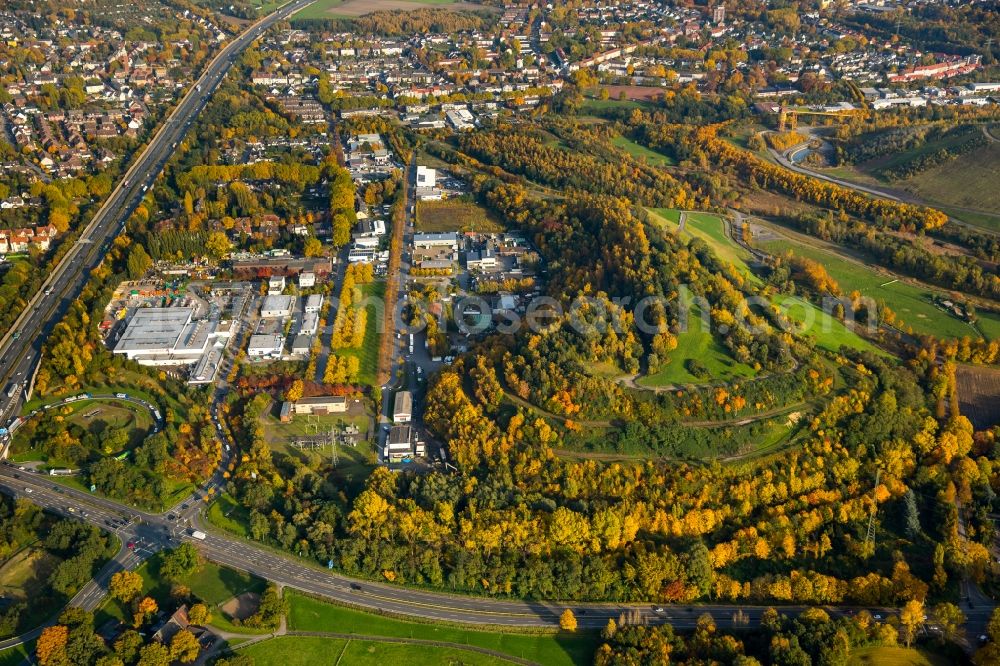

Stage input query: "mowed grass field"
[
  {"left": 899, "top": 141, "right": 1000, "bottom": 215},
  {"left": 638, "top": 305, "right": 757, "bottom": 387},
  {"left": 648, "top": 208, "right": 761, "bottom": 285},
  {"left": 241, "top": 636, "right": 518, "bottom": 665},
  {"left": 285, "top": 591, "right": 599, "bottom": 666},
  {"left": 0, "top": 547, "right": 58, "bottom": 601},
  {"left": 611, "top": 135, "right": 675, "bottom": 167},
  {"left": 336, "top": 281, "right": 384, "bottom": 386},
  {"left": 645, "top": 208, "right": 877, "bottom": 361},
  {"left": 416, "top": 199, "right": 505, "bottom": 233},
  {"left": 758, "top": 234, "right": 986, "bottom": 340},
  {"left": 0, "top": 644, "right": 31, "bottom": 666},
  {"left": 11, "top": 398, "right": 155, "bottom": 465},
  {"left": 99, "top": 552, "right": 268, "bottom": 634},
  {"left": 772, "top": 295, "right": 881, "bottom": 354}
]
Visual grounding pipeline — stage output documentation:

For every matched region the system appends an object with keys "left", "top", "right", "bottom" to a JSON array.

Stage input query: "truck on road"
[{"left": 190, "top": 530, "right": 207, "bottom": 540}]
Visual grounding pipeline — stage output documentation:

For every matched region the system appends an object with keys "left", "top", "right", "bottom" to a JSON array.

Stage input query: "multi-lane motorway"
[
  {"left": 0, "top": 0, "right": 315, "bottom": 433},
  {"left": 1, "top": 462, "right": 953, "bottom": 636}
]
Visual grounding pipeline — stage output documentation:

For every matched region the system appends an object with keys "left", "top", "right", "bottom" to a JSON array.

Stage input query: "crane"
[{"left": 777, "top": 105, "right": 863, "bottom": 131}]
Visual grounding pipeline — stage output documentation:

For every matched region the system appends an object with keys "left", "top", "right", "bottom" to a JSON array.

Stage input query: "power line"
[{"left": 865, "top": 468, "right": 881, "bottom": 547}]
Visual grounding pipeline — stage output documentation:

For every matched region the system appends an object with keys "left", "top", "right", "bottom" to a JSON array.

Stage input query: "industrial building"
[
  {"left": 393, "top": 390, "right": 412, "bottom": 423},
  {"left": 268, "top": 275, "right": 285, "bottom": 294},
  {"left": 385, "top": 424, "right": 424, "bottom": 461},
  {"left": 247, "top": 334, "right": 284, "bottom": 358},
  {"left": 113, "top": 307, "right": 224, "bottom": 366},
  {"left": 286, "top": 395, "right": 348, "bottom": 416},
  {"left": 304, "top": 294, "right": 324, "bottom": 313},
  {"left": 413, "top": 232, "right": 458, "bottom": 249},
  {"left": 299, "top": 312, "right": 319, "bottom": 336},
  {"left": 260, "top": 295, "right": 295, "bottom": 318}
]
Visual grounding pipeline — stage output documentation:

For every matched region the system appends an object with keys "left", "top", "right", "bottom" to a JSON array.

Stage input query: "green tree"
[
  {"left": 136, "top": 642, "right": 170, "bottom": 666},
  {"left": 160, "top": 543, "right": 202, "bottom": 582},
  {"left": 126, "top": 245, "right": 153, "bottom": 280},
  {"left": 113, "top": 630, "right": 143, "bottom": 663}
]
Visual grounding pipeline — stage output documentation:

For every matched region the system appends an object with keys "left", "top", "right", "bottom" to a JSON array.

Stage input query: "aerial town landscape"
[{"left": 0, "top": 0, "right": 998, "bottom": 664}]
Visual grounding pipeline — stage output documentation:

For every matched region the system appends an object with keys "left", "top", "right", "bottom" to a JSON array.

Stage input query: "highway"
[
  {"left": 5, "top": 461, "right": 995, "bottom": 641},
  {"left": 0, "top": 0, "right": 316, "bottom": 437}
]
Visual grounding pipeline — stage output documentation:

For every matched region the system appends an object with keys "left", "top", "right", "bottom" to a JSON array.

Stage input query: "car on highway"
[
  {"left": 23, "top": 487, "right": 31, "bottom": 493},
  {"left": 127, "top": 541, "right": 135, "bottom": 550}
]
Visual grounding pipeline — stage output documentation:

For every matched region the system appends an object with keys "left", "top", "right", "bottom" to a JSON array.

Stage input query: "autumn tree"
[
  {"left": 109, "top": 570, "right": 143, "bottom": 604},
  {"left": 285, "top": 379, "right": 304, "bottom": 403},
  {"left": 126, "top": 245, "right": 153, "bottom": 280},
  {"left": 133, "top": 596, "right": 158, "bottom": 628},
  {"left": 932, "top": 602, "right": 965, "bottom": 645},
  {"left": 36, "top": 624, "right": 69, "bottom": 666},
  {"left": 205, "top": 231, "right": 232, "bottom": 262},
  {"left": 169, "top": 629, "right": 201, "bottom": 663},
  {"left": 187, "top": 602, "right": 212, "bottom": 626},
  {"left": 303, "top": 236, "right": 323, "bottom": 258},
  {"left": 899, "top": 599, "right": 925, "bottom": 647},
  {"left": 560, "top": 609, "right": 577, "bottom": 632}
]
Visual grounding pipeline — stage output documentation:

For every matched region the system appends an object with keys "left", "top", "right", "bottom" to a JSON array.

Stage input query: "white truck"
[{"left": 190, "top": 530, "right": 207, "bottom": 540}]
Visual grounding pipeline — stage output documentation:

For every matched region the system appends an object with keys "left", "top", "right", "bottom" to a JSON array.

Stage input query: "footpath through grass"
[
  {"left": 774, "top": 295, "right": 881, "bottom": 354},
  {"left": 286, "top": 591, "right": 598, "bottom": 666},
  {"left": 648, "top": 208, "right": 761, "bottom": 285}
]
